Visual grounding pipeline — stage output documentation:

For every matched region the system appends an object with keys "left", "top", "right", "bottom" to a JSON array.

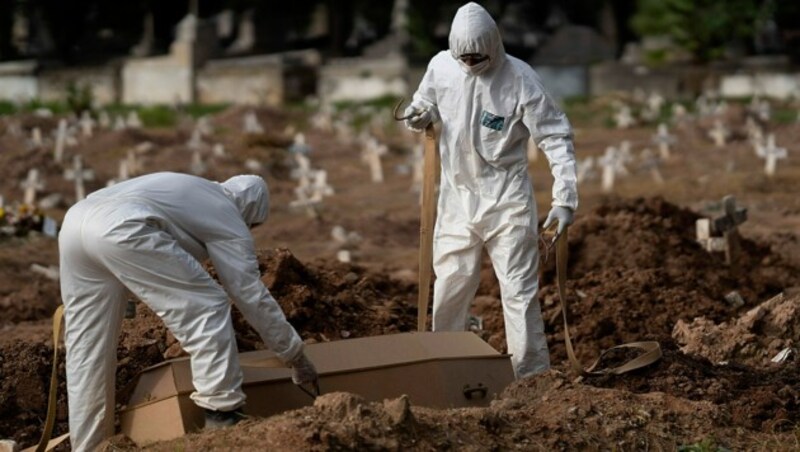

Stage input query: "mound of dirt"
[{"left": 673, "top": 291, "right": 800, "bottom": 367}]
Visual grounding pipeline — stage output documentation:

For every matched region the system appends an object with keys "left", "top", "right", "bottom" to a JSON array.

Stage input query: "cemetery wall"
[
  {"left": 589, "top": 62, "right": 710, "bottom": 99},
  {"left": 319, "top": 56, "right": 408, "bottom": 105},
  {"left": 0, "top": 61, "right": 38, "bottom": 102},
  {"left": 39, "top": 66, "right": 120, "bottom": 105},
  {"left": 719, "top": 73, "right": 800, "bottom": 99},
  {"left": 122, "top": 56, "right": 194, "bottom": 105},
  {"left": 198, "top": 57, "right": 284, "bottom": 106},
  {"left": 532, "top": 65, "right": 589, "bottom": 102}
]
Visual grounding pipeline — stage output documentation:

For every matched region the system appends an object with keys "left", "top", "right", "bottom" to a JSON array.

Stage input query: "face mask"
[{"left": 458, "top": 58, "right": 491, "bottom": 75}]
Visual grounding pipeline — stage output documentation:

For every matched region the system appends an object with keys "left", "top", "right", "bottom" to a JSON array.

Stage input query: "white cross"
[
  {"left": 98, "top": 111, "right": 111, "bottom": 129},
  {"left": 289, "top": 133, "right": 311, "bottom": 155},
  {"left": 576, "top": 157, "right": 596, "bottom": 184},
  {"left": 311, "top": 170, "right": 334, "bottom": 198},
  {"left": 187, "top": 127, "right": 205, "bottom": 151},
  {"left": 695, "top": 95, "right": 712, "bottom": 117},
  {"left": 613, "top": 105, "right": 635, "bottom": 129},
  {"left": 708, "top": 120, "right": 729, "bottom": 147},
  {"left": 126, "top": 149, "right": 142, "bottom": 176},
  {"left": 290, "top": 154, "right": 314, "bottom": 183},
  {"left": 54, "top": 119, "right": 67, "bottom": 164},
  {"left": 190, "top": 149, "right": 207, "bottom": 175},
  {"left": 745, "top": 117, "right": 764, "bottom": 146},
  {"left": 196, "top": 116, "right": 212, "bottom": 136},
  {"left": 755, "top": 134, "right": 787, "bottom": 177},
  {"left": 113, "top": 115, "right": 127, "bottom": 131},
  {"left": 20, "top": 169, "right": 45, "bottom": 206},
  {"left": 671, "top": 104, "right": 687, "bottom": 122},
  {"left": 127, "top": 111, "right": 143, "bottom": 129},
  {"left": 243, "top": 111, "right": 264, "bottom": 134},
  {"left": 212, "top": 143, "right": 226, "bottom": 157},
  {"left": 647, "top": 92, "right": 664, "bottom": 113},
  {"left": 639, "top": 148, "right": 664, "bottom": 185},
  {"left": 289, "top": 182, "right": 321, "bottom": 218},
  {"left": 64, "top": 155, "right": 95, "bottom": 201},
  {"left": 362, "top": 137, "right": 387, "bottom": 183},
  {"left": 79, "top": 111, "right": 95, "bottom": 138},
  {"left": 652, "top": 123, "right": 676, "bottom": 160},
  {"left": 598, "top": 146, "right": 626, "bottom": 193}
]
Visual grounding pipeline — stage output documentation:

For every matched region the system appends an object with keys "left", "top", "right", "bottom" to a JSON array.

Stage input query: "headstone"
[
  {"left": 289, "top": 133, "right": 311, "bottom": 155},
  {"left": 745, "top": 117, "right": 764, "bottom": 146},
  {"left": 708, "top": 120, "right": 729, "bottom": 147},
  {"left": 20, "top": 169, "right": 45, "bottom": 206},
  {"left": 290, "top": 154, "right": 314, "bottom": 182},
  {"left": 53, "top": 119, "right": 67, "bottom": 163},
  {"left": 638, "top": 148, "right": 664, "bottom": 184},
  {"left": 671, "top": 104, "right": 688, "bottom": 122},
  {"left": 64, "top": 155, "right": 95, "bottom": 201},
  {"left": 311, "top": 170, "right": 334, "bottom": 198},
  {"left": 243, "top": 111, "right": 264, "bottom": 134},
  {"left": 79, "top": 111, "right": 95, "bottom": 138},
  {"left": 697, "top": 195, "right": 747, "bottom": 274},
  {"left": 127, "top": 111, "right": 143, "bottom": 129},
  {"left": 613, "top": 104, "right": 635, "bottom": 129},
  {"left": 362, "top": 137, "right": 387, "bottom": 183},
  {"left": 755, "top": 133, "right": 787, "bottom": 177},
  {"left": 652, "top": 123, "right": 676, "bottom": 160}
]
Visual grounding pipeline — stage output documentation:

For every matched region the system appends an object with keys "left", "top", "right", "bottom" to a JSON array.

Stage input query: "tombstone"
[
  {"left": 34, "top": 108, "right": 53, "bottom": 118},
  {"left": 243, "top": 111, "right": 264, "bottom": 134},
  {"left": 671, "top": 104, "right": 688, "bottom": 122},
  {"left": 53, "top": 119, "right": 67, "bottom": 163},
  {"left": 290, "top": 154, "right": 314, "bottom": 182},
  {"left": 127, "top": 111, "right": 143, "bottom": 129},
  {"left": 79, "top": 111, "right": 95, "bottom": 138},
  {"left": 362, "top": 137, "right": 388, "bottom": 183},
  {"left": 652, "top": 123, "right": 676, "bottom": 160},
  {"left": 527, "top": 136, "right": 539, "bottom": 163},
  {"left": 20, "top": 169, "right": 45, "bottom": 206},
  {"left": 576, "top": 156, "right": 596, "bottom": 184},
  {"left": 696, "top": 195, "right": 747, "bottom": 273},
  {"left": 613, "top": 104, "right": 635, "bottom": 129},
  {"left": 289, "top": 133, "right": 311, "bottom": 155},
  {"left": 640, "top": 92, "right": 664, "bottom": 122},
  {"left": 755, "top": 134, "right": 787, "bottom": 177},
  {"left": 708, "top": 120, "right": 729, "bottom": 147},
  {"left": 212, "top": 143, "right": 227, "bottom": 158},
  {"left": 64, "top": 155, "right": 95, "bottom": 201},
  {"left": 289, "top": 182, "right": 321, "bottom": 218},
  {"left": 31, "top": 127, "right": 43, "bottom": 149},
  {"left": 598, "top": 146, "right": 626, "bottom": 193},
  {"left": 189, "top": 149, "right": 207, "bottom": 175},
  {"left": 638, "top": 148, "right": 664, "bottom": 185},
  {"left": 311, "top": 170, "right": 334, "bottom": 198},
  {"left": 113, "top": 115, "right": 127, "bottom": 131},
  {"left": 98, "top": 111, "right": 111, "bottom": 129}
]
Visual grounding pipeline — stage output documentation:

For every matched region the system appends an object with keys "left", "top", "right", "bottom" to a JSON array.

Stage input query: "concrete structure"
[
  {"left": 39, "top": 66, "right": 119, "bottom": 105},
  {"left": 318, "top": 55, "right": 408, "bottom": 105},
  {"left": 0, "top": 60, "right": 37, "bottom": 103}
]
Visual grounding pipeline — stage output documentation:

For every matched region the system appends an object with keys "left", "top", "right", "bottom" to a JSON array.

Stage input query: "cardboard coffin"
[{"left": 119, "top": 331, "right": 515, "bottom": 445}]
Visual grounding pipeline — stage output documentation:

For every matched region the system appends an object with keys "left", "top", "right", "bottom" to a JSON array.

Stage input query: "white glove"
[
  {"left": 404, "top": 106, "right": 432, "bottom": 133},
  {"left": 542, "top": 206, "right": 574, "bottom": 235},
  {"left": 289, "top": 352, "right": 318, "bottom": 386}
]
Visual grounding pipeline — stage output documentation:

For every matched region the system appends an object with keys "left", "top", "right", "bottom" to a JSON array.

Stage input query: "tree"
[{"left": 630, "top": 0, "right": 769, "bottom": 62}]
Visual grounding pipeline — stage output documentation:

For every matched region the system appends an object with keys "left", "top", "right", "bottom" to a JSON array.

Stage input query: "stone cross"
[
  {"left": 613, "top": 105, "right": 635, "bottom": 129},
  {"left": 755, "top": 133, "right": 787, "bottom": 177},
  {"left": 745, "top": 117, "right": 764, "bottom": 146},
  {"left": 671, "top": 104, "right": 687, "bottom": 122},
  {"left": 98, "top": 111, "right": 111, "bottom": 129},
  {"left": 127, "top": 111, "right": 143, "bottom": 129},
  {"left": 311, "top": 170, "right": 334, "bottom": 198},
  {"left": 289, "top": 179, "right": 321, "bottom": 218},
  {"left": 576, "top": 156, "right": 596, "bottom": 184},
  {"left": 113, "top": 115, "right": 127, "bottom": 131},
  {"left": 598, "top": 146, "right": 626, "bottom": 193},
  {"left": 527, "top": 136, "right": 539, "bottom": 162},
  {"left": 64, "top": 155, "right": 95, "bottom": 201},
  {"left": 289, "top": 133, "right": 311, "bottom": 155},
  {"left": 31, "top": 127, "right": 43, "bottom": 149},
  {"left": 362, "top": 137, "right": 387, "bottom": 183},
  {"left": 290, "top": 154, "right": 314, "bottom": 184},
  {"left": 20, "top": 168, "right": 45, "bottom": 206},
  {"left": 190, "top": 149, "right": 207, "bottom": 175},
  {"left": 243, "top": 111, "right": 264, "bottom": 134},
  {"left": 54, "top": 119, "right": 67, "bottom": 164},
  {"left": 699, "top": 195, "right": 747, "bottom": 274},
  {"left": 639, "top": 148, "right": 664, "bottom": 185},
  {"left": 79, "top": 111, "right": 95, "bottom": 138},
  {"left": 652, "top": 123, "right": 676, "bottom": 159},
  {"left": 708, "top": 120, "right": 729, "bottom": 147}
]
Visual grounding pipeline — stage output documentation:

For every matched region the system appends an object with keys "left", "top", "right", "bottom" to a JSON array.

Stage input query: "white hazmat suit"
[
  {"left": 59, "top": 172, "right": 304, "bottom": 451},
  {"left": 406, "top": 2, "right": 578, "bottom": 378}
]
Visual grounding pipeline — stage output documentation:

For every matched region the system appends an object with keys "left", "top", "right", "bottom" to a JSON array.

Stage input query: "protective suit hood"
[
  {"left": 220, "top": 175, "right": 269, "bottom": 226},
  {"left": 448, "top": 2, "right": 505, "bottom": 75}
]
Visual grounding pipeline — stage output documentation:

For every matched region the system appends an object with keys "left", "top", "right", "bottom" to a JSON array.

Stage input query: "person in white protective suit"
[
  {"left": 59, "top": 172, "right": 318, "bottom": 451},
  {"left": 404, "top": 2, "right": 578, "bottom": 379}
]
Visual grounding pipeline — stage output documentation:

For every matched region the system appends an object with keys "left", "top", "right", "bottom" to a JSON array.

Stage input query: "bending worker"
[
  {"left": 59, "top": 172, "right": 317, "bottom": 451},
  {"left": 404, "top": 2, "right": 578, "bottom": 378}
]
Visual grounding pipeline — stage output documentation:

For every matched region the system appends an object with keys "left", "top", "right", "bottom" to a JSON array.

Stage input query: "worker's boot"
[{"left": 204, "top": 408, "right": 247, "bottom": 430}]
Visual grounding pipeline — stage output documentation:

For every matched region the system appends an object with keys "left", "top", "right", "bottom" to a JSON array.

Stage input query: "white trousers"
[
  {"left": 59, "top": 199, "right": 245, "bottom": 451},
  {"left": 432, "top": 221, "right": 550, "bottom": 379}
]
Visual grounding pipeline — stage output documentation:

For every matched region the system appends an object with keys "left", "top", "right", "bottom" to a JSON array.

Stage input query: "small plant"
[
  {"left": 65, "top": 81, "right": 94, "bottom": 115},
  {"left": 678, "top": 437, "right": 730, "bottom": 452}
]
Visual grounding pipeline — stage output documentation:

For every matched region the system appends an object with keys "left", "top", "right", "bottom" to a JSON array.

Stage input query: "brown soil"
[{"left": 1, "top": 102, "right": 799, "bottom": 450}]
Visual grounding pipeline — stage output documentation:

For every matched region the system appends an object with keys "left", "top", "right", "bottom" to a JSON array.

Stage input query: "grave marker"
[
  {"left": 64, "top": 155, "right": 95, "bottom": 201},
  {"left": 362, "top": 137, "right": 387, "bottom": 183},
  {"left": 708, "top": 120, "right": 729, "bottom": 147},
  {"left": 755, "top": 134, "right": 787, "bottom": 177},
  {"left": 652, "top": 123, "right": 676, "bottom": 159},
  {"left": 20, "top": 169, "right": 45, "bottom": 206},
  {"left": 79, "top": 111, "right": 95, "bottom": 138},
  {"left": 639, "top": 148, "right": 664, "bottom": 185},
  {"left": 54, "top": 119, "right": 67, "bottom": 163},
  {"left": 243, "top": 111, "right": 264, "bottom": 134}
]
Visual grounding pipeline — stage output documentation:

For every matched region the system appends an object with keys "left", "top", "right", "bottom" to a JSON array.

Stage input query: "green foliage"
[
  {"left": 182, "top": 103, "right": 229, "bottom": 119},
  {"left": 631, "top": 0, "right": 770, "bottom": 62},
  {"left": 773, "top": 108, "right": 798, "bottom": 125},
  {"left": 137, "top": 106, "right": 176, "bottom": 128},
  {"left": 65, "top": 81, "right": 94, "bottom": 115},
  {"left": 23, "top": 99, "right": 69, "bottom": 115},
  {"left": 0, "top": 101, "right": 16, "bottom": 116},
  {"left": 677, "top": 437, "right": 731, "bottom": 452}
]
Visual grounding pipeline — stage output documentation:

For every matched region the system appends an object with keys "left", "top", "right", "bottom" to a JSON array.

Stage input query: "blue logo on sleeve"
[{"left": 480, "top": 110, "right": 505, "bottom": 131}]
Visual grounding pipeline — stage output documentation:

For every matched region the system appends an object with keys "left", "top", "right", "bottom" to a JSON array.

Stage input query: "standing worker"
[
  {"left": 59, "top": 172, "right": 318, "bottom": 451},
  {"left": 404, "top": 2, "right": 578, "bottom": 378}
]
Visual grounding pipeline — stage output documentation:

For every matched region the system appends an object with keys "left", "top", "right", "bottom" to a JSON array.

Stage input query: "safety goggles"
[{"left": 458, "top": 53, "right": 489, "bottom": 66}]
